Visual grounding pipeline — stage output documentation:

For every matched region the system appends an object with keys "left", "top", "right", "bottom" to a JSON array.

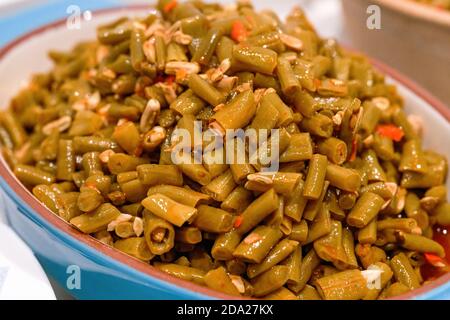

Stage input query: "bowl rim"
[
  {"left": 373, "top": 0, "right": 450, "bottom": 28},
  {"left": 0, "top": 4, "right": 449, "bottom": 300}
]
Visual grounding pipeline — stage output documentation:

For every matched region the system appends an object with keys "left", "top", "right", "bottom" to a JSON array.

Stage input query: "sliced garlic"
[
  {"left": 165, "top": 61, "right": 200, "bottom": 77},
  {"left": 99, "top": 149, "right": 115, "bottom": 163},
  {"left": 247, "top": 173, "right": 274, "bottom": 185},
  {"left": 407, "top": 114, "right": 424, "bottom": 138},
  {"left": 133, "top": 217, "right": 144, "bottom": 237},
  {"left": 172, "top": 30, "right": 193, "bottom": 45},
  {"left": 42, "top": 116, "right": 72, "bottom": 135},
  {"left": 280, "top": 33, "right": 303, "bottom": 51},
  {"left": 209, "top": 58, "right": 231, "bottom": 82},
  {"left": 140, "top": 98, "right": 161, "bottom": 132},
  {"left": 107, "top": 213, "right": 133, "bottom": 232},
  {"left": 372, "top": 97, "right": 390, "bottom": 111}
]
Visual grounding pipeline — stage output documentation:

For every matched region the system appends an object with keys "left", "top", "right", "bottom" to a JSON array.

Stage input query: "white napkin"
[{"left": 0, "top": 198, "right": 55, "bottom": 300}]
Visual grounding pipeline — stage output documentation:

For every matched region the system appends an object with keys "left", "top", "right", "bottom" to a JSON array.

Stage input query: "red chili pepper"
[
  {"left": 234, "top": 216, "right": 243, "bottom": 228},
  {"left": 424, "top": 253, "right": 448, "bottom": 268},
  {"left": 231, "top": 20, "right": 247, "bottom": 42},
  {"left": 375, "top": 124, "right": 405, "bottom": 142},
  {"left": 134, "top": 144, "right": 143, "bottom": 158},
  {"left": 175, "top": 69, "right": 187, "bottom": 82},
  {"left": 154, "top": 74, "right": 175, "bottom": 85},
  {"left": 163, "top": 0, "right": 178, "bottom": 13},
  {"left": 154, "top": 74, "right": 165, "bottom": 83},
  {"left": 349, "top": 138, "right": 357, "bottom": 162},
  {"left": 313, "top": 79, "right": 321, "bottom": 90},
  {"left": 165, "top": 75, "right": 175, "bottom": 85}
]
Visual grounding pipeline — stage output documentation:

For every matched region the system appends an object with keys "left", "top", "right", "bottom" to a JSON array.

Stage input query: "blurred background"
[{"left": 0, "top": 0, "right": 448, "bottom": 300}]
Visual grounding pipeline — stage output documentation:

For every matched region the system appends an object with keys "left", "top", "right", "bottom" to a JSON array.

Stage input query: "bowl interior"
[{"left": 0, "top": 5, "right": 449, "bottom": 300}]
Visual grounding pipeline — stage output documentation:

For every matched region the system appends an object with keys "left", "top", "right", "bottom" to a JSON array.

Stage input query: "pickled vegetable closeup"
[{"left": 1, "top": 0, "right": 449, "bottom": 300}]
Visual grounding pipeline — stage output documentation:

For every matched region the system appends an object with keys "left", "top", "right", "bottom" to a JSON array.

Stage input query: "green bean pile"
[
  {"left": 413, "top": 0, "right": 450, "bottom": 10},
  {"left": 1, "top": 0, "right": 449, "bottom": 300}
]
